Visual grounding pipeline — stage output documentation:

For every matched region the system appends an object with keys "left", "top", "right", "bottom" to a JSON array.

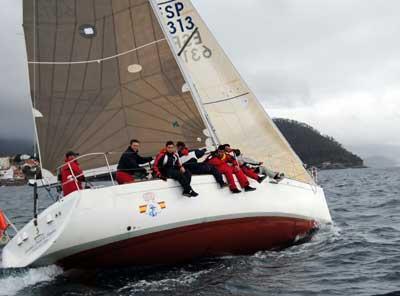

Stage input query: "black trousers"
[
  {"left": 184, "top": 163, "right": 224, "bottom": 186},
  {"left": 165, "top": 168, "right": 192, "bottom": 192}
]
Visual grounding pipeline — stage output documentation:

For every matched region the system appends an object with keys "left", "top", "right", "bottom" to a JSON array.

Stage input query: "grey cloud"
[
  {"left": 0, "top": 0, "right": 33, "bottom": 141},
  {"left": 193, "top": 0, "right": 400, "bottom": 105}
]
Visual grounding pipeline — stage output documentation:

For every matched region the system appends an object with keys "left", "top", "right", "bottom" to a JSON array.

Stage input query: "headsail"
[
  {"left": 23, "top": 0, "right": 206, "bottom": 172},
  {"left": 151, "top": 0, "right": 313, "bottom": 184}
]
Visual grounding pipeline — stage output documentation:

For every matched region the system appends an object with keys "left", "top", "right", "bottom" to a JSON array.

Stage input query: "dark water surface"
[{"left": 1, "top": 168, "right": 400, "bottom": 296}]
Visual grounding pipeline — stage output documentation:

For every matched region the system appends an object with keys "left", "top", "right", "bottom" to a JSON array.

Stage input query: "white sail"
[{"left": 152, "top": 0, "right": 313, "bottom": 184}]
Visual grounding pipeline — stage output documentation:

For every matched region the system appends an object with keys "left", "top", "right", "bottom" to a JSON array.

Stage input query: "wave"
[
  {"left": 117, "top": 268, "right": 214, "bottom": 293},
  {"left": 0, "top": 265, "right": 63, "bottom": 296}
]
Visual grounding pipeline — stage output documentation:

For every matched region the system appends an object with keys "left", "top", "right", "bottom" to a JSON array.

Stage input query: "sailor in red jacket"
[
  {"left": 223, "top": 144, "right": 266, "bottom": 183},
  {"left": 153, "top": 141, "right": 199, "bottom": 198},
  {"left": 61, "top": 151, "right": 85, "bottom": 197},
  {"left": 0, "top": 209, "right": 9, "bottom": 243},
  {"left": 207, "top": 146, "right": 256, "bottom": 194}
]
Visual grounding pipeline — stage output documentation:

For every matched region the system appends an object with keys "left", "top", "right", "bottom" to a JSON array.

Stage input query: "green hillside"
[{"left": 273, "top": 118, "right": 364, "bottom": 169}]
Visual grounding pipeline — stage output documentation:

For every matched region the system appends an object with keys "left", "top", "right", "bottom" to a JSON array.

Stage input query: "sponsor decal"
[{"left": 139, "top": 192, "right": 166, "bottom": 217}]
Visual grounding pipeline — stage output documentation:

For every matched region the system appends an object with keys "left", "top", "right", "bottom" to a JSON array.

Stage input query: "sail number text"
[
  {"left": 162, "top": 2, "right": 194, "bottom": 34},
  {"left": 160, "top": 1, "right": 213, "bottom": 62}
]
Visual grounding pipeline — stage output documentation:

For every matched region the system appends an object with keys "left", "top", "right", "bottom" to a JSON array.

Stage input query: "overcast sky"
[
  {"left": 1, "top": 0, "right": 400, "bottom": 159},
  {"left": 192, "top": 0, "right": 400, "bottom": 151},
  {"left": 0, "top": 0, "right": 33, "bottom": 141}
]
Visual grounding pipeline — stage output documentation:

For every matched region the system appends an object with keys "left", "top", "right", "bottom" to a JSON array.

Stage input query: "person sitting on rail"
[
  {"left": 207, "top": 145, "right": 256, "bottom": 194},
  {"left": 176, "top": 141, "right": 227, "bottom": 188},
  {"left": 61, "top": 151, "right": 85, "bottom": 197},
  {"left": 154, "top": 141, "right": 199, "bottom": 198},
  {"left": 224, "top": 144, "right": 284, "bottom": 183},
  {"left": 223, "top": 144, "right": 266, "bottom": 183},
  {"left": 116, "top": 139, "right": 153, "bottom": 185}
]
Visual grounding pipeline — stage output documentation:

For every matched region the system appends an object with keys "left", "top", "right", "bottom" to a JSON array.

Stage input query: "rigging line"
[
  {"left": 177, "top": 27, "right": 199, "bottom": 57},
  {"left": 33, "top": 0, "right": 36, "bottom": 109},
  {"left": 28, "top": 38, "right": 166, "bottom": 65},
  {"left": 203, "top": 92, "right": 250, "bottom": 106}
]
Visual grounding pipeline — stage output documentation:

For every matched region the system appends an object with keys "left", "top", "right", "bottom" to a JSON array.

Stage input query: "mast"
[
  {"left": 30, "top": 0, "right": 43, "bottom": 170},
  {"left": 149, "top": 0, "right": 220, "bottom": 148},
  {"left": 21, "top": 0, "right": 43, "bottom": 171}
]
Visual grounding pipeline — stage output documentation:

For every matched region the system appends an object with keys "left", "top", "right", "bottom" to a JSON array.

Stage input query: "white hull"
[{"left": 2, "top": 176, "right": 331, "bottom": 269}]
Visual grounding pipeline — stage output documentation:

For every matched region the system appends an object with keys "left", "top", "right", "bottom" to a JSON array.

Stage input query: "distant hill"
[{"left": 273, "top": 118, "right": 364, "bottom": 169}]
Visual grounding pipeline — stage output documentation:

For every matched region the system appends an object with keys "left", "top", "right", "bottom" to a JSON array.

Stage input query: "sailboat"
[{"left": 1, "top": 0, "right": 331, "bottom": 269}]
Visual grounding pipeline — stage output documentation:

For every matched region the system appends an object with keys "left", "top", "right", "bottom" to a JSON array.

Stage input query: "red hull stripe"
[{"left": 59, "top": 216, "right": 316, "bottom": 269}]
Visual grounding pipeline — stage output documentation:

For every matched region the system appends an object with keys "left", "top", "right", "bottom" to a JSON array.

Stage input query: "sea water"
[{"left": 0, "top": 168, "right": 399, "bottom": 296}]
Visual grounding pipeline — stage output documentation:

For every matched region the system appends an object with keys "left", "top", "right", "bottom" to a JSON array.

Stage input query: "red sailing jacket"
[
  {"left": 0, "top": 209, "right": 8, "bottom": 236},
  {"left": 61, "top": 159, "right": 84, "bottom": 196},
  {"left": 207, "top": 152, "right": 239, "bottom": 168}
]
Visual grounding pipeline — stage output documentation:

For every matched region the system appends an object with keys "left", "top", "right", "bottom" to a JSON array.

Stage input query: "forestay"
[
  {"left": 151, "top": 0, "right": 313, "bottom": 184},
  {"left": 23, "top": 0, "right": 206, "bottom": 172}
]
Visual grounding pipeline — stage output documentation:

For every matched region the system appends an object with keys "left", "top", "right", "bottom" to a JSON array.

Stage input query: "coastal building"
[{"left": 0, "top": 168, "right": 14, "bottom": 180}]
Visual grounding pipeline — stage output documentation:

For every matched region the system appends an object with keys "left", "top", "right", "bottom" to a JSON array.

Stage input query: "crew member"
[
  {"left": 223, "top": 144, "right": 266, "bottom": 183},
  {"left": 116, "top": 139, "right": 153, "bottom": 185},
  {"left": 154, "top": 141, "right": 199, "bottom": 198},
  {"left": 207, "top": 146, "right": 256, "bottom": 194},
  {"left": 0, "top": 209, "right": 9, "bottom": 243},
  {"left": 177, "top": 142, "right": 226, "bottom": 188},
  {"left": 61, "top": 151, "right": 85, "bottom": 197}
]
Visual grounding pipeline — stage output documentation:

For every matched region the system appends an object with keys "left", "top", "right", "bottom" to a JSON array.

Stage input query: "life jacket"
[
  {"left": 153, "top": 148, "right": 181, "bottom": 177},
  {"left": 0, "top": 209, "right": 9, "bottom": 236},
  {"left": 61, "top": 159, "right": 84, "bottom": 196},
  {"left": 207, "top": 152, "right": 238, "bottom": 167}
]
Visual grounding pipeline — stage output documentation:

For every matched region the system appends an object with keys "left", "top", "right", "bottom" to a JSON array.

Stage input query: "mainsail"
[
  {"left": 23, "top": 0, "right": 206, "bottom": 172},
  {"left": 151, "top": 0, "right": 313, "bottom": 184}
]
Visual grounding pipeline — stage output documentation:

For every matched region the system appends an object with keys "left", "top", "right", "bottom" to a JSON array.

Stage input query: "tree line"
[{"left": 273, "top": 118, "right": 364, "bottom": 168}]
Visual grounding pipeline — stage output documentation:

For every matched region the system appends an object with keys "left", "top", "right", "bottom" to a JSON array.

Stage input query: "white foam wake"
[
  {"left": 0, "top": 265, "right": 63, "bottom": 296},
  {"left": 118, "top": 268, "right": 214, "bottom": 293}
]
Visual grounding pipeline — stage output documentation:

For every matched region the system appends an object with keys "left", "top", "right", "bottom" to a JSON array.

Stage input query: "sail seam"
[
  {"left": 157, "top": 0, "right": 177, "bottom": 5},
  {"left": 203, "top": 92, "right": 250, "bottom": 105},
  {"left": 27, "top": 38, "right": 166, "bottom": 65}
]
